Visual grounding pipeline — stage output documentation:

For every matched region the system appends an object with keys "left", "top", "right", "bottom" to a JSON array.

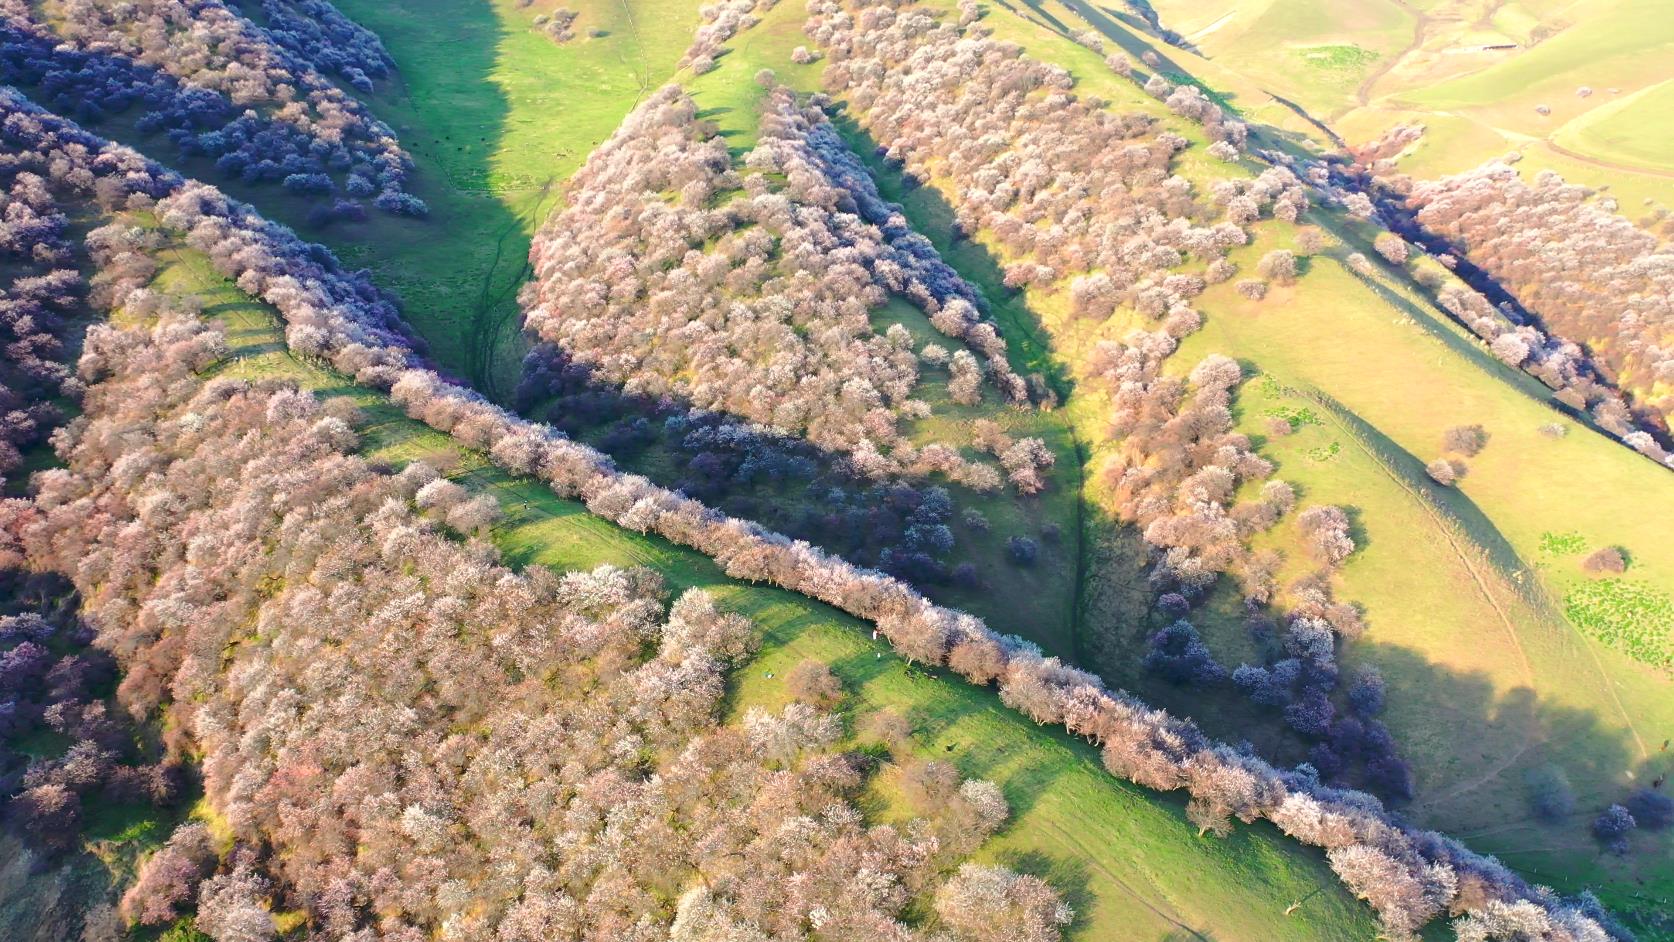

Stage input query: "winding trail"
[
  {"left": 1042, "top": 819, "right": 1212, "bottom": 941},
  {"left": 1543, "top": 138, "right": 1674, "bottom": 181},
  {"left": 1305, "top": 391, "right": 1648, "bottom": 809},
  {"left": 1353, "top": 0, "right": 1426, "bottom": 109}
]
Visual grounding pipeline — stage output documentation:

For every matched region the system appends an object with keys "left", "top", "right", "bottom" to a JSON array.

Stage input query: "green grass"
[
  {"left": 1296, "top": 44, "right": 1380, "bottom": 72},
  {"left": 1563, "top": 579, "right": 1674, "bottom": 671},
  {"left": 1164, "top": 228, "right": 1674, "bottom": 929},
  {"left": 801, "top": 0, "right": 1674, "bottom": 929},
  {"left": 134, "top": 230, "right": 1389, "bottom": 941},
  {"left": 315, "top": 0, "right": 698, "bottom": 397},
  {"left": 1553, "top": 77, "right": 1674, "bottom": 174},
  {"left": 1540, "top": 531, "right": 1588, "bottom": 556}
]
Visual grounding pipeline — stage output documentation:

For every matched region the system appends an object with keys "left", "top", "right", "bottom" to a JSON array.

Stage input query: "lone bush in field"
[
  {"left": 1592, "top": 804, "right": 1637, "bottom": 854},
  {"left": 786, "top": 658, "right": 844, "bottom": 708},
  {"left": 1443, "top": 424, "right": 1488, "bottom": 456},
  {"left": 1582, "top": 546, "right": 1626, "bottom": 574}
]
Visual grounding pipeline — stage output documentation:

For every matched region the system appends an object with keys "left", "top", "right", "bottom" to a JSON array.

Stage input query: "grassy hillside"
[
  {"left": 24, "top": 0, "right": 1664, "bottom": 931},
  {"left": 1142, "top": 0, "right": 1674, "bottom": 208},
  {"left": 141, "top": 236, "right": 1387, "bottom": 942},
  {"left": 785, "top": 0, "right": 1674, "bottom": 930}
]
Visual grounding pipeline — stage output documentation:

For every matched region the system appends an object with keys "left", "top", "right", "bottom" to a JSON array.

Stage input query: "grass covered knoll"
[{"left": 136, "top": 234, "right": 1386, "bottom": 941}]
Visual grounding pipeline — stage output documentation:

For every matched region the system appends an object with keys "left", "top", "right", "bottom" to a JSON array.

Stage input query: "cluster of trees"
[
  {"left": 534, "top": 7, "right": 580, "bottom": 44},
  {"left": 0, "top": 80, "right": 191, "bottom": 476},
  {"left": 0, "top": 0, "right": 421, "bottom": 215},
  {"left": 11, "top": 292, "right": 1069, "bottom": 940},
  {"left": 1406, "top": 164, "right": 1672, "bottom": 464},
  {"left": 1128, "top": 63, "right": 1248, "bottom": 157},
  {"left": 0, "top": 570, "right": 185, "bottom": 857},
  {"left": 521, "top": 85, "right": 1027, "bottom": 487},
  {"left": 1097, "top": 349, "right": 1285, "bottom": 598},
  {"left": 1092, "top": 346, "right": 1406, "bottom": 797},
  {"left": 682, "top": 0, "right": 770, "bottom": 73},
  {"left": 249, "top": 0, "right": 393, "bottom": 93},
  {"left": 0, "top": 168, "right": 79, "bottom": 477},
  {"left": 1591, "top": 787, "right": 1672, "bottom": 855},
  {"left": 807, "top": 0, "right": 1306, "bottom": 306},
  {"left": 808, "top": 0, "right": 1415, "bottom": 800},
  {"left": 0, "top": 87, "right": 1621, "bottom": 939}
]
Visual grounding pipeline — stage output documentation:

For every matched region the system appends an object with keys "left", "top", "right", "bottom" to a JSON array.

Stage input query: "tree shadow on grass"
[
  {"left": 827, "top": 111, "right": 1075, "bottom": 400},
  {"left": 1355, "top": 641, "right": 1673, "bottom": 936}
]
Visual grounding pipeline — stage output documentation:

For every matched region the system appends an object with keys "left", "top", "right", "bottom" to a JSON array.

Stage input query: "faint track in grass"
[
  {"left": 1041, "top": 818, "right": 1212, "bottom": 941},
  {"left": 1300, "top": 388, "right": 1649, "bottom": 808}
]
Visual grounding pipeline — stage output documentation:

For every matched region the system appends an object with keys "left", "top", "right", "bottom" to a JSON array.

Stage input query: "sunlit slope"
[
  {"left": 1142, "top": 0, "right": 1674, "bottom": 207},
  {"left": 854, "top": 0, "right": 1674, "bottom": 924},
  {"left": 148, "top": 232, "right": 1385, "bottom": 942}
]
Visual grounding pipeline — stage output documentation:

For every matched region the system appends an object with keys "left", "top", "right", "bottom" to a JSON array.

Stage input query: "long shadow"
[
  {"left": 1357, "top": 641, "right": 1673, "bottom": 939},
  {"left": 1304, "top": 388, "right": 1543, "bottom": 591}
]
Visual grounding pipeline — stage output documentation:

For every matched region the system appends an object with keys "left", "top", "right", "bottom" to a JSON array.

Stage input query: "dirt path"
[
  {"left": 1354, "top": 0, "right": 1429, "bottom": 109},
  {"left": 1542, "top": 138, "right": 1674, "bottom": 181},
  {"left": 1309, "top": 393, "right": 1649, "bottom": 807},
  {"left": 1043, "top": 819, "right": 1212, "bottom": 941}
]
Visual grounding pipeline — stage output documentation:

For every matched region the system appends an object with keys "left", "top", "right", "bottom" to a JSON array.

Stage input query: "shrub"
[
  {"left": 1443, "top": 424, "right": 1488, "bottom": 456},
  {"left": 1257, "top": 249, "right": 1298, "bottom": 285},
  {"left": 786, "top": 659, "right": 844, "bottom": 708},
  {"left": 1624, "top": 787, "right": 1674, "bottom": 830},
  {"left": 1592, "top": 804, "right": 1637, "bottom": 854},
  {"left": 1373, "top": 232, "right": 1409, "bottom": 265},
  {"left": 1582, "top": 547, "right": 1626, "bottom": 575},
  {"left": 1522, "top": 766, "right": 1575, "bottom": 823},
  {"left": 1006, "top": 536, "right": 1039, "bottom": 566}
]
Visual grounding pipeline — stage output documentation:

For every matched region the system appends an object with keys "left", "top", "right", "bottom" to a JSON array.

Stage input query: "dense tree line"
[
  {"left": 0, "top": 0, "right": 420, "bottom": 215},
  {"left": 249, "top": 0, "right": 393, "bottom": 93},
  {"left": 522, "top": 85, "right": 1030, "bottom": 489},
  {"left": 0, "top": 170, "right": 78, "bottom": 477},
  {"left": 1405, "top": 164, "right": 1672, "bottom": 464},
  {"left": 0, "top": 85, "right": 1622, "bottom": 940}
]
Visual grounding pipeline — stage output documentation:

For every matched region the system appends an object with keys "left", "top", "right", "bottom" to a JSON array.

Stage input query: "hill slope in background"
[{"left": 1142, "top": 0, "right": 1674, "bottom": 210}]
